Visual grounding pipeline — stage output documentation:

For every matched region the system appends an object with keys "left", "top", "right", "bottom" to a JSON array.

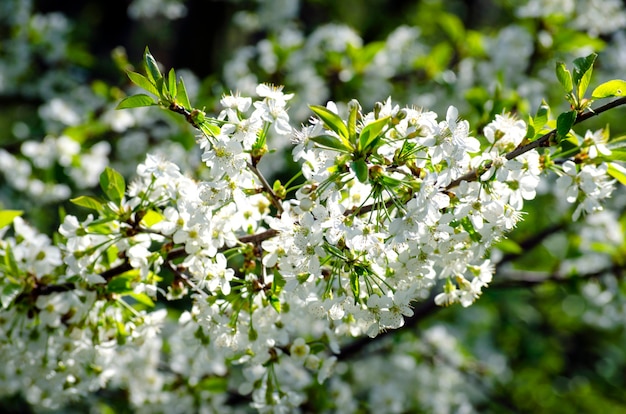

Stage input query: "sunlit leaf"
[
  {"left": 556, "top": 62, "right": 573, "bottom": 92},
  {"left": 0, "top": 210, "right": 23, "bottom": 229},
  {"left": 126, "top": 71, "right": 159, "bottom": 96},
  {"left": 100, "top": 167, "right": 126, "bottom": 205},
  {"left": 309, "top": 105, "right": 350, "bottom": 142},
  {"left": 143, "top": 46, "right": 162, "bottom": 84},
  {"left": 359, "top": 115, "right": 390, "bottom": 153},
  {"left": 310, "top": 135, "right": 352, "bottom": 153},
  {"left": 534, "top": 101, "right": 550, "bottom": 131},
  {"left": 607, "top": 162, "right": 626, "bottom": 185},
  {"left": 70, "top": 195, "right": 105, "bottom": 212},
  {"left": 350, "top": 272, "right": 360, "bottom": 300},
  {"left": 140, "top": 210, "right": 164, "bottom": 227},
  {"left": 116, "top": 94, "right": 156, "bottom": 110},
  {"left": 591, "top": 80, "right": 626, "bottom": 99},
  {"left": 347, "top": 99, "right": 360, "bottom": 145},
  {"left": 129, "top": 292, "right": 155, "bottom": 308},
  {"left": 573, "top": 53, "right": 597, "bottom": 98},
  {"left": 176, "top": 77, "right": 192, "bottom": 110},
  {"left": 167, "top": 68, "right": 177, "bottom": 99}
]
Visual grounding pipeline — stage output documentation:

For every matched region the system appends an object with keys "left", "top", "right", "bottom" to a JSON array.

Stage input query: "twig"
[{"left": 446, "top": 96, "right": 626, "bottom": 190}]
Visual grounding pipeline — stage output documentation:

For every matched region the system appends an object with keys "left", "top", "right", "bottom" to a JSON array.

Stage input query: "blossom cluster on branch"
[{"left": 1, "top": 43, "right": 625, "bottom": 411}]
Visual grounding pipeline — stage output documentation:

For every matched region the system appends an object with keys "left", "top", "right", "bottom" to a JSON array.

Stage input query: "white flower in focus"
[
  {"left": 583, "top": 129, "right": 611, "bottom": 159},
  {"left": 556, "top": 161, "right": 615, "bottom": 220},
  {"left": 254, "top": 83, "right": 294, "bottom": 135},
  {"left": 484, "top": 113, "right": 527, "bottom": 152},
  {"left": 289, "top": 338, "right": 310, "bottom": 363}
]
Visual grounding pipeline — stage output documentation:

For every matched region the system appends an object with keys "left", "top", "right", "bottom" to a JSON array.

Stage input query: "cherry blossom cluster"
[{"left": 0, "top": 81, "right": 620, "bottom": 411}]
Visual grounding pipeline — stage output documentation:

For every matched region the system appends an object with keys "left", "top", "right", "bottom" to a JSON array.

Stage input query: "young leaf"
[
  {"left": 350, "top": 159, "right": 369, "bottom": 183},
  {"left": 349, "top": 272, "right": 360, "bottom": 300},
  {"left": 155, "top": 77, "right": 167, "bottom": 99},
  {"left": 199, "top": 122, "right": 221, "bottom": 138},
  {"left": 100, "top": 167, "right": 126, "bottom": 205},
  {"left": 309, "top": 105, "right": 350, "bottom": 142},
  {"left": 176, "top": 77, "right": 192, "bottom": 110},
  {"left": 107, "top": 271, "right": 138, "bottom": 294},
  {"left": 116, "top": 94, "right": 156, "bottom": 110},
  {"left": 359, "top": 116, "right": 390, "bottom": 153},
  {"left": 129, "top": 292, "right": 155, "bottom": 308},
  {"left": 70, "top": 195, "right": 105, "bottom": 212},
  {"left": 534, "top": 101, "right": 550, "bottom": 130},
  {"left": 3, "top": 244, "right": 21, "bottom": 280},
  {"left": 0, "top": 210, "right": 23, "bottom": 229},
  {"left": 140, "top": 209, "right": 165, "bottom": 227},
  {"left": 607, "top": 162, "right": 626, "bottom": 186},
  {"left": 556, "top": 110, "right": 577, "bottom": 140},
  {"left": 347, "top": 99, "right": 360, "bottom": 145},
  {"left": 268, "top": 294, "right": 281, "bottom": 313},
  {"left": 556, "top": 62, "right": 573, "bottom": 92},
  {"left": 167, "top": 68, "right": 177, "bottom": 99},
  {"left": 573, "top": 53, "right": 597, "bottom": 98},
  {"left": 591, "top": 80, "right": 626, "bottom": 99},
  {"left": 126, "top": 71, "right": 159, "bottom": 96},
  {"left": 143, "top": 47, "right": 162, "bottom": 84},
  {"left": 1, "top": 281, "right": 24, "bottom": 309},
  {"left": 310, "top": 135, "right": 352, "bottom": 153}
]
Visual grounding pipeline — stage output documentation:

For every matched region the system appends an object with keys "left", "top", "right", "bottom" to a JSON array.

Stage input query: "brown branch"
[{"left": 446, "top": 96, "right": 626, "bottom": 190}]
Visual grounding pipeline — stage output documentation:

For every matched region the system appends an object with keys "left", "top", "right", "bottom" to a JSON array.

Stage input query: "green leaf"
[
  {"left": 1, "top": 281, "right": 24, "bottom": 309},
  {"left": 591, "top": 80, "right": 626, "bottom": 99},
  {"left": 116, "top": 94, "right": 156, "bottom": 110},
  {"left": 0, "top": 210, "right": 23, "bottom": 228},
  {"left": 129, "top": 292, "right": 155, "bottom": 308},
  {"left": 199, "top": 122, "right": 221, "bottom": 138},
  {"left": 438, "top": 12, "right": 465, "bottom": 42},
  {"left": 100, "top": 167, "right": 126, "bottom": 205},
  {"left": 155, "top": 77, "right": 167, "bottom": 99},
  {"left": 4, "top": 244, "right": 20, "bottom": 277},
  {"left": 197, "top": 377, "right": 228, "bottom": 392},
  {"left": 167, "top": 68, "right": 177, "bottom": 99},
  {"left": 268, "top": 294, "right": 281, "bottom": 313},
  {"left": 359, "top": 115, "right": 390, "bottom": 153},
  {"left": 534, "top": 101, "right": 550, "bottom": 131},
  {"left": 106, "top": 271, "right": 138, "bottom": 294},
  {"left": 351, "top": 159, "right": 369, "bottom": 183},
  {"left": 556, "top": 62, "right": 573, "bottom": 92},
  {"left": 573, "top": 53, "right": 597, "bottom": 98},
  {"left": 347, "top": 99, "right": 360, "bottom": 145},
  {"left": 140, "top": 210, "right": 164, "bottom": 227},
  {"left": 70, "top": 195, "right": 105, "bottom": 212},
  {"left": 310, "top": 342, "right": 326, "bottom": 354},
  {"left": 310, "top": 135, "right": 352, "bottom": 153},
  {"left": 556, "top": 110, "right": 577, "bottom": 140},
  {"left": 607, "top": 162, "right": 626, "bottom": 185},
  {"left": 494, "top": 239, "right": 523, "bottom": 255},
  {"left": 349, "top": 272, "right": 360, "bottom": 300},
  {"left": 126, "top": 71, "right": 159, "bottom": 96},
  {"left": 309, "top": 105, "right": 350, "bottom": 142},
  {"left": 143, "top": 46, "right": 162, "bottom": 84},
  {"left": 176, "top": 77, "right": 192, "bottom": 110},
  {"left": 605, "top": 148, "right": 626, "bottom": 162}
]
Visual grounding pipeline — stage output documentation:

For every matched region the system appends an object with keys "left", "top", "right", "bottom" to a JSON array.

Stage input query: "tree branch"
[{"left": 446, "top": 96, "right": 626, "bottom": 190}]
